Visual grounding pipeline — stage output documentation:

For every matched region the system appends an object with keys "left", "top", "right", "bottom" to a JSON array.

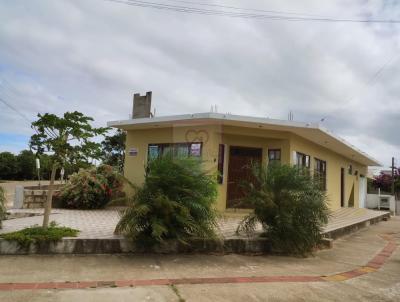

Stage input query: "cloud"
[{"left": 0, "top": 0, "right": 399, "bottom": 167}]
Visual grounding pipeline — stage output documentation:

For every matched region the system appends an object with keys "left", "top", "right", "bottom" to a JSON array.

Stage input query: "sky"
[{"left": 0, "top": 0, "right": 399, "bottom": 170}]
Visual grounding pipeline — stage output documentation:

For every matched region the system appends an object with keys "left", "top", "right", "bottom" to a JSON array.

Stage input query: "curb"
[{"left": 0, "top": 237, "right": 272, "bottom": 255}]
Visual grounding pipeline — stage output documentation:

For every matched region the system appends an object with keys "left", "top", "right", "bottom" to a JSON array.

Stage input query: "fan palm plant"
[
  {"left": 115, "top": 156, "right": 218, "bottom": 247},
  {"left": 237, "top": 163, "right": 329, "bottom": 255}
]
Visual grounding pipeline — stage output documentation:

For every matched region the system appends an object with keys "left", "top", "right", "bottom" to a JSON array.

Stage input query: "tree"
[
  {"left": 30, "top": 111, "right": 108, "bottom": 228},
  {"left": 372, "top": 169, "right": 400, "bottom": 195},
  {"left": 0, "top": 152, "right": 18, "bottom": 180},
  {"left": 16, "top": 150, "right": 36, "bottom": 180},
  {"left": 101, "top": 129, "right": 126, "bottom": 172},
  {"left": 0, "top": 186, "right": 6, "bottom": 228}
]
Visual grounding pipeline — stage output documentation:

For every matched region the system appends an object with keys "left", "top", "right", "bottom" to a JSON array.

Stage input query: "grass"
[
  {"left": 169, "top": 284, "right": 185, "bottom": 302},
  {"left": 0, "top": 221, "right": 79, "bottom": 246}
]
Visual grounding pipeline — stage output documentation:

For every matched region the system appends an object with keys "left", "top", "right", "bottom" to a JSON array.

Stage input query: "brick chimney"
[{"left": 132, "top": 91, "right": 152, "bottom": 119}]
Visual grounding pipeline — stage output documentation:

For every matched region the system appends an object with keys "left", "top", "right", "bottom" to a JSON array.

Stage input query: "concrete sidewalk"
[{"left": 0, "top": 217, "right": 398, "bottom": 301}]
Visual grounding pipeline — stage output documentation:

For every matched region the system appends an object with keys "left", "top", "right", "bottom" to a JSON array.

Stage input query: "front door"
[
  {"left": 227, "top": 146, "right": 262, "bottom": 208},
  {"left": 359, "top": 176, "right": 367, "bottom": 208}
]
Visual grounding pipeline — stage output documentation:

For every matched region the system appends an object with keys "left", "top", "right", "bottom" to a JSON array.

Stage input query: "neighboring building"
[{"left": 108, "top": 93, "right": 380, "bottom": 212}]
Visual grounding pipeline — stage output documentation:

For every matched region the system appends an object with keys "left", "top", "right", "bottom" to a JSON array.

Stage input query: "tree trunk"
[{"left": 43, "top": 164, "right": 57, "bottom": 228}]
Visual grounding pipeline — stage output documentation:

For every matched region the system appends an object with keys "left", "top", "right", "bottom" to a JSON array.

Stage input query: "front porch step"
[{"left": 322, "top": 208, "right": 390, "bottom": 239}]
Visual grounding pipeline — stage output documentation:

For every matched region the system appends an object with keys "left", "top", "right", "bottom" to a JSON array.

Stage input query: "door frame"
[
  {"left": 340, "top": 167, "right": 345, "bottom": 207},
  {"left": 226, "top": 145, "right": 263, "bottom": 208}
]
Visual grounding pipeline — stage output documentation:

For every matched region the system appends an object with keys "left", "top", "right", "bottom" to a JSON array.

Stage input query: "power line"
[
  {"left": 164, "top": 0, "right": 329, "bottom": 18},
  {"left": 0, "top": 96, "right": 32, "bottom": 124},
  {"left": 0, "top": 78, "right": 36, "bottom": 127},
  {"left": 343, "top": 52, "right": 399, "bottom": 105},
  {"left": 104, "top": 0, "right": 400, "bottom": 23},
  {"left": 365, "top": 53, "right": 400, "bottom": 86}
]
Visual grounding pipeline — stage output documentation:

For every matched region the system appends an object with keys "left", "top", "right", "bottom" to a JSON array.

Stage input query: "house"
[{"left": 108, "top": 92, "right": 380, "bottom": 212}]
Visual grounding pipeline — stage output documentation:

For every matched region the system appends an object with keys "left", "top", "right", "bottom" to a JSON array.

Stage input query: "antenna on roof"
[
  {"left": 210, "top": 104, "right": 218, "bottom": 113},
  {"left": 288, "top": 110, "right": 294, "bottom": 121}
]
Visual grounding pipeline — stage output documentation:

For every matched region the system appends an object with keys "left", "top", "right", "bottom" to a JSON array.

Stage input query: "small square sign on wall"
[{"left": 128, "top": 147, "right": 138, "bottom": 156}]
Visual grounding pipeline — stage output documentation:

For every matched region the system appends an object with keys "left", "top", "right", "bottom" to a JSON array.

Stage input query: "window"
[
  {"left": 148, "top": 142, "right": 202, "bottom": 160},
  {"left": 217, "top": 144, "right": 225, "bottom": 184},
  {"left": 296, "top": 152, "right": 310, "bottom": 169},
  {"left": 268, "top": 149, "right": 281, "bottom": 163},
  {"left": 314, "top": 158, "right": 327, "bottom": 190},
  {"left": 148, "top": 145, "right": 160, "bottom": 160}
]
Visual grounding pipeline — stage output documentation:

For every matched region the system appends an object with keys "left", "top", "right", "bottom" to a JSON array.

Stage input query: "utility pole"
[
  {"left": 391, "top": 157, "right": 395, "bottom": 196},
  {"left": 36, "top": 158, "right": 41, "bottom": 189}
]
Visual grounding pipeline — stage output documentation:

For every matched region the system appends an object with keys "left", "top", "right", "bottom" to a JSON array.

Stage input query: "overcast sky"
[{"left": 0, "top": 0, "right": 399, "bottom": 169}]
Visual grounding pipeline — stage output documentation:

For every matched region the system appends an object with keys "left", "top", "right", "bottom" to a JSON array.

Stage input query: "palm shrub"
[
  {"left": 115, "top": 156, "right": 218, "bottom": 247},
  {"left": 0, "top": 186, "right": 6, "bottom": 228},
  {"left": 237, "top": 163, "right": 329, "bottom": 255},
  {"left": 60, "top": 165, "right": 123, "bottom": 209}
]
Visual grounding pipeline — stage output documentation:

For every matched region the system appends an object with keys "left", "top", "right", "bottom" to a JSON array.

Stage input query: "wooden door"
[{"left": 227, "top": 146, "right": 262, "bottom": 208}]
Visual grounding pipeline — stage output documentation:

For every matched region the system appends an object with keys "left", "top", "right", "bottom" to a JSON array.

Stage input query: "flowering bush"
[
  {"left": 372, "top": 168, "right": 400, "bottom": 194},
  {"left": 60, "top": 165, "right": 123, "bottom": 209}
]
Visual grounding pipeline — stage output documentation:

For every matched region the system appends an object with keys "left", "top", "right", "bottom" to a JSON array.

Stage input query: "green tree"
[
  {"left": 16, "top": 150, "right": 36, "bottom": 180},
  {"left": 115, "top": 156, "right": 218, "bottom": 247},
  {"left": 101, "top": 129, "right": 126, "bottom": 172},
  {"left": 0, "top": 186, "right": 6, "bottom": 228},
  {"left": 0, "top": 152, "right": 17, "bottom": 180},
  {"left": 30, "top": 111, "right": 108, "bottom": 228},
  {"left": 237, "top": 163, "right": 329, "bottom": 255}
]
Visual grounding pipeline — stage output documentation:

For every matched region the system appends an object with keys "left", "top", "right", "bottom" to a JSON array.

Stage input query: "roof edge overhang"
[{"left": 108, "top": 112, "right": 382, "bottom": 167}]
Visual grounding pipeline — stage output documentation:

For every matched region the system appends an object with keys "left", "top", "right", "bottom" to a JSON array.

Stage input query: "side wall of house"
[{"left": 289, "top": 134, "right": 368, "bottom": 210}]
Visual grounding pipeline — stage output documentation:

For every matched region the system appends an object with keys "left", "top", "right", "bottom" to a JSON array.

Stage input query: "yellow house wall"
[
  {"left": 289, "top": 134, "right": 367, "bottom": 210},
  {"left": 124, "top": 124, "right": 221, "bottom": 196},
  {"left": 123, "top": 124, "right": 367, "bottom": 213}
]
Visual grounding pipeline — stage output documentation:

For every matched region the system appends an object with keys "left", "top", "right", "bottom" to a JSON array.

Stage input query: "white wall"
[{"left": 366, "top": 194, "right": 396, "bottom": 213}]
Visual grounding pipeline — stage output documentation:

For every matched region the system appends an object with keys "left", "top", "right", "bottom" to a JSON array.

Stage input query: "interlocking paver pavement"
[
  {"left": 0, "top": 207, "right": 389, "bottom": 239},
  {"left": 1, "top": 209, "right": 121, "bottom": 239}
]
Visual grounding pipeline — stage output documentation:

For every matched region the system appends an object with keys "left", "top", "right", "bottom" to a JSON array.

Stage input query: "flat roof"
[{"left": 108, "top": 112, "right": 381, "bottom": 167}]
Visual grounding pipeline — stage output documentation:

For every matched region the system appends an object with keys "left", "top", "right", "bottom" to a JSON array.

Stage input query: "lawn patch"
[{"left": 0, "top": 222, "right": 79, "bottom": 246}]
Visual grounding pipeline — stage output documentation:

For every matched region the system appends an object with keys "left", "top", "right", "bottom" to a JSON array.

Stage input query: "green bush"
[
  {"left": 0, "top": 221, "right": 79, "bottom": 246},
  {"left": 0, "top": 187, "right": 6, "bottom": 228},
  {"left": 237, "top": 163, "right": 329, "bottom": 255},
  {"left": 115, "top": 156, "right": 218, "bottom": 247},
  {"left": 60, "top": 165, "right": 123, "bottom": 209}
]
